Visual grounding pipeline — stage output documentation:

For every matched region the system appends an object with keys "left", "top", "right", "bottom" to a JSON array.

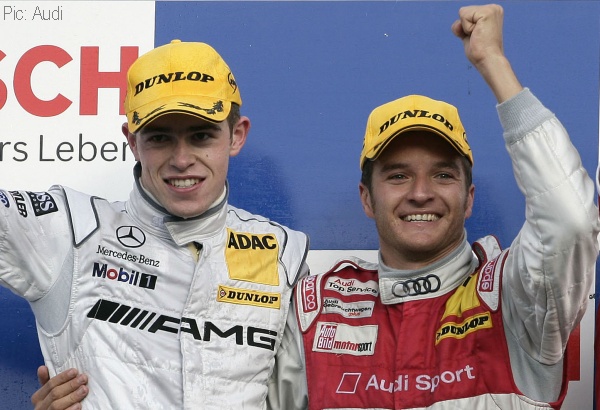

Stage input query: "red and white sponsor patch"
[
  {"left": 325, "top": 276, "right": 379, "bottom": 297},
  {"left": 302, "top": 275, "right": 319, "bottom": 313},
  {"left": 478, "top": 258, "right": 498, "bottom": 293},
  {"left": 322, "top": 297, "right": 374, "bottom": 319},
  {"left": 313, "top": 322, "right": 377, "bottom": 356}
]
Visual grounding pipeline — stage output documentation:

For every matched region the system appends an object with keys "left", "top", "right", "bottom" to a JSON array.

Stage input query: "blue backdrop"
[{"left": 1, "top": 1, "right": 598, "bottom": 407}]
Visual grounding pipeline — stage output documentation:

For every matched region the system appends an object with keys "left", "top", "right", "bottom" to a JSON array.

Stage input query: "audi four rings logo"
[
  {"left": 116, "top": 226, "right": 146, "bottom": 248},
  {"left": 392, "top": 274, "right": 441, "bottom": 297}
]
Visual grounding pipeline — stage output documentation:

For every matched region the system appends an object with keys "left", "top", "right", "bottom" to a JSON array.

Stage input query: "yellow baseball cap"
[
  {"left": 124, "top": 40, "right": 242, "bottom": 133},
  {"left": 360, "top": 95, "right": 473, "bottom": 169}
]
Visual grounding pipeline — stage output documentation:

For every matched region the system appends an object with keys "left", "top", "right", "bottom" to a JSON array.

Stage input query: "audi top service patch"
[{"left": 325, "top": 276, "right": 379, "bottom": 297}]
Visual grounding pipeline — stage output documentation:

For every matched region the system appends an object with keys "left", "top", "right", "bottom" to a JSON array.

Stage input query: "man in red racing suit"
[{"left": 295, "top": 4, "right": 599, "bottom": 409}]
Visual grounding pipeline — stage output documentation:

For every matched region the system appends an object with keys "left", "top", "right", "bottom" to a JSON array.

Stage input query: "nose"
[
  {"left": 170, "top": 140, "right": 195, "bottom": 170},
  {"left": 408, "top": 175, "right": 434, "bottom": 204}
]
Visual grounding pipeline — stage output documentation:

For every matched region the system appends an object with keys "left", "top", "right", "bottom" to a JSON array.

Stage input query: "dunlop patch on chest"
[
  {"left": 217, "top": 285, "right": 281, "bottom": 309},
  {"left": 435, "top": 312, "right": 492, "bottom": 345}
]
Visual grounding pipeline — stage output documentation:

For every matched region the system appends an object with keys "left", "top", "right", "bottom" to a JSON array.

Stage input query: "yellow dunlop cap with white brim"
[
  {"left": 124, "top": 39, "right": 242, "bottom": 133},
  {"left": 360, "top": 94, "right": 473, "bottom": 169}
]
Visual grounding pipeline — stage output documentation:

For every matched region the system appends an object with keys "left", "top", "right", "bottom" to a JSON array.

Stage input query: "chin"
[
  {"left": 176, "top": 210, "right": 203, "bottom": 219},
  {"left": 164, "top": 198, "right": 210, "bottom": 219}
]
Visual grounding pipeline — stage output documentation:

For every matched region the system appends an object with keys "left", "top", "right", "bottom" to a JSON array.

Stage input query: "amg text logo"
[{"left": 87, "top": 299, "right": 277, "bottom": 351}]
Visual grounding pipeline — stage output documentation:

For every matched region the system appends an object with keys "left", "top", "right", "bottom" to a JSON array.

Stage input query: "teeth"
[
  {"left": 403, "top": 214, "right": 439, "bottom": 222},
  {"left": 169, "top": 178, "right": 199, "bottom": 188}
]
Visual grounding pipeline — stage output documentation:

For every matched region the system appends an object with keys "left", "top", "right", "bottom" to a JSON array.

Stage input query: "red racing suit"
[{"left": 294, "top": 89, "right": 599, "bottom": 409}]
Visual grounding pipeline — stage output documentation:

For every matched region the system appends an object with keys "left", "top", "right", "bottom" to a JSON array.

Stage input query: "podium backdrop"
[{"left": 0, "top": 2, "right": 597, "bottom": 408}]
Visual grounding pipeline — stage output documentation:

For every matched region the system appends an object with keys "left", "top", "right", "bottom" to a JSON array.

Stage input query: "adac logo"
[
  {"left": 116, "top": 226, "right": 146, "bottom": 248},
  {"left": 225, "top": 228, "right": 279, "bottom": 285},
  {"left": 227, "top": 230, "right": 277, "bottom": 250}
]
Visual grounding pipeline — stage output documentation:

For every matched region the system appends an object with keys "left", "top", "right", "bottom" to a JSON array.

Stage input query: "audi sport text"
[{"left": 337, "top": 364, "right": 476, "bottom": 395}]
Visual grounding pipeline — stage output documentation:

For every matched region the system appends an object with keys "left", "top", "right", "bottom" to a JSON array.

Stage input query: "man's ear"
[
  {"left": 359, "top": 182, "right": 375, "bottom": 219},
  {"left": 229, "top": 116, "right": 250, "bottom": 157},
  {"left": 464, "top": 183, "right": 475, "bottom": 219},
  {"left": 122, "top": 122, "right": 140, "bottom": 161}
]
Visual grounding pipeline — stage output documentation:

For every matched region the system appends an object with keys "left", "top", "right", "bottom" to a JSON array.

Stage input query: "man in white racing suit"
[
  {"left": 293, "top": 4, "right": 598, "bottom": 409},
  {"left": 14, "top": 40, "right": 309, "bottom": 409}
]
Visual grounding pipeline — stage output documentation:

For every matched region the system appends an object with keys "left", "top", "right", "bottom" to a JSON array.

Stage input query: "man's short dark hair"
[{"left": 227, "top": 103, "right": 241, "bottom": 135}]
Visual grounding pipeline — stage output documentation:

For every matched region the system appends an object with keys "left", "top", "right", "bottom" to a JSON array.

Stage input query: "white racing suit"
[
  {"left": 290, "top": 89, "right": 600, "bottom": 409},
  {"left": 0, "top": 168, "right": 309, "bottom": 409}
]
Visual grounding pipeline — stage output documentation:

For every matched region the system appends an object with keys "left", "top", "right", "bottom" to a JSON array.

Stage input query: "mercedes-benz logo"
[
  {"left": 392, "top": 274, "right": 441, "bottom": 297},
  {"left": 116, "top": 226, "right": 146, "bottom": 248}
]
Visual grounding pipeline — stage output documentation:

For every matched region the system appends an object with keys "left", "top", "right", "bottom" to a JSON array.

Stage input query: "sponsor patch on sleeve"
[
  {"left": 477, "top": 257, "right": 498, "bottom": 293},
  {"left": 0, "top": 191, "right": 10, "bottom": 208},
  {"left": 301, "top": 275, "right": 319, "bottom": 313},
  {"left": 27, "top": 191, "right": 58, "bottom": 216},
  {"left": 9, "top": 190, "right": 59, "bottom": 217},
  {"left": 476, "top": 250, "right": 508, "bottom": 311},
  {"left": 313, "top": 322, "right": 377, "bottom": 356},
  {"left": 225, "top": 228, "right": 279, "bottom": 285}
]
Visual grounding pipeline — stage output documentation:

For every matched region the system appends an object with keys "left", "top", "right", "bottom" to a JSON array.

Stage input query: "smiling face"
[
  {"left": 124, "top": 112, "right": 249, "bottom": 218},
  {"left": 359, "top": 131, "right": 474, "bottom": 270}
]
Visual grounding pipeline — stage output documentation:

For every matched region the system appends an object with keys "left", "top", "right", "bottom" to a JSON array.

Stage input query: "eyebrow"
[
  {"left": 140, "top": 123, "right": 222, "bottom": 134},
  {"left": 379, "top": 160, "right": 461, "bottom": 174}
]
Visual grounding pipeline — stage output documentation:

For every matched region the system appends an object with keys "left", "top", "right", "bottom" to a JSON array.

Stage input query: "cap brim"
[{"left": 127, "top": 95, "right": 232, "bottom": 133}]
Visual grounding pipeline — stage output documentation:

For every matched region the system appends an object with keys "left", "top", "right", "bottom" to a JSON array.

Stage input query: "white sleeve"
[
  {"left": 499, "top": 89, "right": 600, "bottom": 364},
  {"left": 0, "top": 186, "right": 72, "bottom": 301},
  {"left": 267, "top": 300, "right": 308, "bottom": 410}
]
